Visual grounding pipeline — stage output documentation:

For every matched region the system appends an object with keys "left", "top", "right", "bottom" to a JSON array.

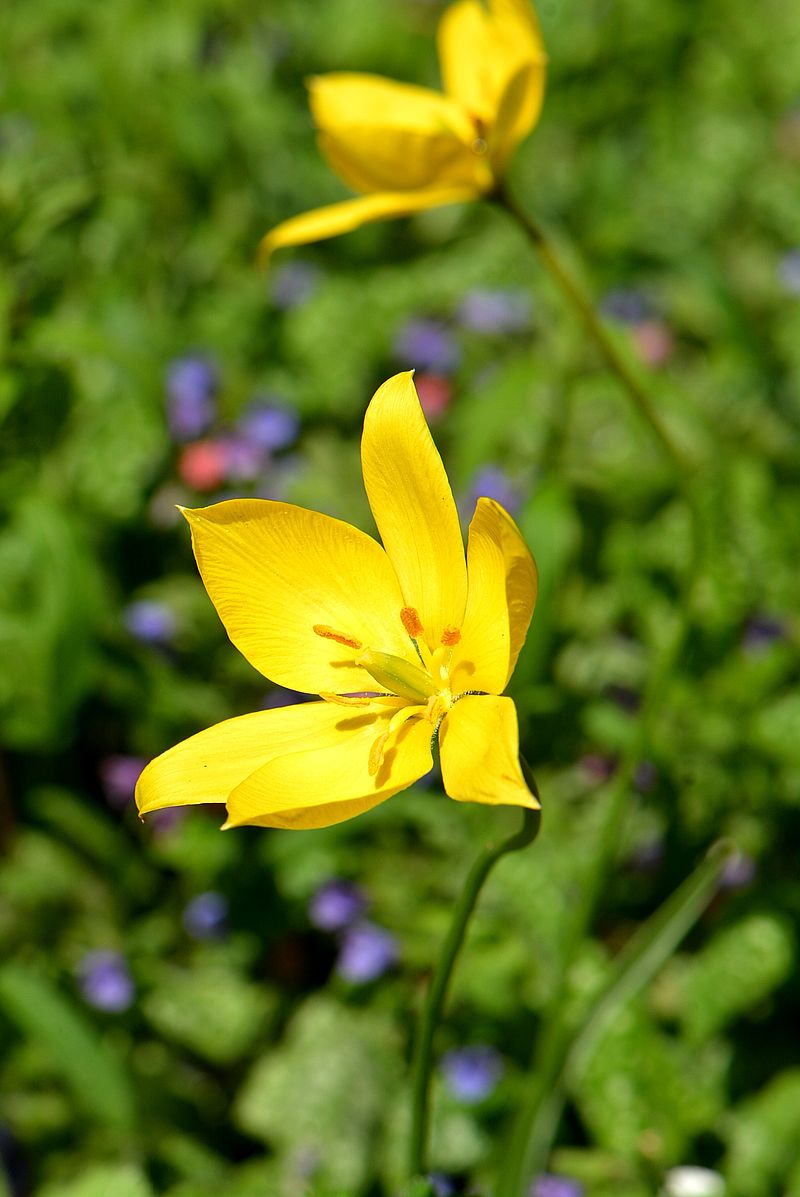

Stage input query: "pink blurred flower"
[
  {"left": 414, "top": 373, "right": 452, "bottom": 421},
  {"left": 178, "top": 440, "right": 228, "bottom": 491}
]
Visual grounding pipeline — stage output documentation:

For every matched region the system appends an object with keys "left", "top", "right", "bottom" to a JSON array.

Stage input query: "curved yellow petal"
[
  {"left": 439, "top": 694, "right": 538, "bottom": 808},
  {"left": 361, "top": 373, "right": 468, "bottom": 649},
  {"left": 308, "top": 73, "right": 484, "bottom": 195},
  {"left": 135, "top": 706, "right": 309, "bottom": 816},
  {"left": 450, "top": 498, "right": 537, "bottom": 695},
  {"left": 182, "top": 499, "right": 414, "bottom": 695},
  {"left": 310, "top": 73, "right": 475, "bottom": 139},
  {"left": 489, "top": 57, "right": 546, "bottom": 173},
  {"left": 437, "top": 1, "right": 495, "bottom": 122},
  {"left": 225, "top": 706, "right": 433, "bottom": 829},
  {"left": 438, "top": 0, "right": 546, "bottom": 166},
  {"left": 258, "top": 188, "right": 477, "bottom": 264}
]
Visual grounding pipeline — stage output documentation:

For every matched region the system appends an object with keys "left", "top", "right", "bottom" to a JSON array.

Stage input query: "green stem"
[
  {"left": 495, "top": 183, "right": 689, "bottom": 476},
  {"left": 408, "top": 801, "right": 542, "bottom": 1180}
]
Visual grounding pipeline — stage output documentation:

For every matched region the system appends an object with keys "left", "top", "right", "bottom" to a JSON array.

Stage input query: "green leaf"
[
  {"left": 0, "top": 964, "right": 137, "bottom": 1135},
  {"left": 401, "top": 1182, "right": 438, "bottom": 1197},
  {"left": 143, "top": 965, "right": 275, "bottom": 1065},
  {"left": 679, "top": 911, "right": 795, "bottom": 1043},
  {"left": 723, "top": 1070, "right": 800, "bottom": 1197},
  {"left": 233, "top": 995, "right": 402, "bottom": 1193},
  {"left": 503, "top": 842, "right": 735, "bottom": 1181},
  {"left": 35, "top": 1164, "right": 153, "bottom": 1197}
]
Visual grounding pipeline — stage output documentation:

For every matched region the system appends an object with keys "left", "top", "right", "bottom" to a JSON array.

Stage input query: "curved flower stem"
[
  {"left": 408, "top": 799, "right": 542, "bottom": 1180},
  {"left": 495, "top": 183, "right": 689, "bottom": 476}
]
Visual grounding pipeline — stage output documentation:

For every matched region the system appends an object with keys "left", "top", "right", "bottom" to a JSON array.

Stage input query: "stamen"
[
  {"left": 401, "top": 607, "right": 424, "bottom": 638},
  {"left": 388, "top": 703, "right": 426, "bottom": 736},
  {"left": 313, "top": 624, "right": 362, "bottom": 650},
  {"left": 425, "top": 695, "right": 447, "bottom": 725},
  {"left": 319, "top": 692, "right": 372, "bottom": 707},
  {"left": 368, "top": 731, "right": 389, "bottom": 777},
  {"left": 440, "top": 625, "right": 461, "bottom": 646}
]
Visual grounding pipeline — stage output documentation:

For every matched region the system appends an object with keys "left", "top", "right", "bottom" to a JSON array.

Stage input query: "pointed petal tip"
[{"left": 176, "top": 503, "right": 204, "bottom": 523}]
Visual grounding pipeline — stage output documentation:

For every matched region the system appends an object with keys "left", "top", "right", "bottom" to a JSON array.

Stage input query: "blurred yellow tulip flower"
[
  {"left": 136, "top": 373, "right": 539, "bottom": 830},
  {"left": 260, "top": 0, "right": 546, "bottom": 260}
]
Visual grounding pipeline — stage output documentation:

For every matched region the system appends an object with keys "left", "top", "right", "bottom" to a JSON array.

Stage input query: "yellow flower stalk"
[
  {"left": 259, "top": 0, "right": 546, "bottom": 260},
  {"left": 136, "top": 373, "right": 539, "bottom": 829}
]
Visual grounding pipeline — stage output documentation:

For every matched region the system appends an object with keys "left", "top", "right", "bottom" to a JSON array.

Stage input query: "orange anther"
[
  {"left": 440, "top": 625, "right": 461, "bottom": 646},
  {"left": 313, "top": 624, "right": 362, "bottom": 650},
  {"left": 400, "top": 607, "right": 424, "bottom": 638}
]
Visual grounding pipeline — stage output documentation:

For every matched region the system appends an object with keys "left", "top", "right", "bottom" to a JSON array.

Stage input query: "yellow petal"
[
  {"left": 258, "top": 188, "right": 477, "bottom": 264},
  {"left": 225, "top": 705, "right": 433, "bottom": 829},
  {"left": 181, "top": 499, "right": 414, "bottom": 694},
  {"left": 437, "top": 0, "right": 546, "bottom": 163},
  {"left": 437, "top": 1, "right": 495, "bottom": 122},
  {"left": 450, "top": 498, "right": 537, "bottom": 695},
  {"left": 439, "top": 694, "right": 538, "bottom": 808},
  {"left": 310, "top": 73, "right": 475, "bottom": 140},
  {"left": 361, "top": 373, "right": 468, "bottom": 649},
  {"left": 309, "top": 73, "right": 484, "bottom": 194},
  {"left": 489, "top": 57, "right": 546, "bottom": 174},
  {"left": 135, "top": 706, "right": 301, "bottom": 816}
]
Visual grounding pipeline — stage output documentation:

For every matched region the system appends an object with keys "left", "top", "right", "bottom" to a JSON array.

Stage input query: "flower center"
[{"left": 312, "top": 607, "right": 462, "bottom": 775}]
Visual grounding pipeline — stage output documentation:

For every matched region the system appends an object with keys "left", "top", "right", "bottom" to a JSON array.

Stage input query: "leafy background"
[{"left": 2, "top": 0, "right": 800, "bottom": 1194}]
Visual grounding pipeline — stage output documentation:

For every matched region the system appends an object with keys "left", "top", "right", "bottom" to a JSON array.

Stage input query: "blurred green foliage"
[{"left": 2, "top": 0, "right": 800, "bottom": 1194}]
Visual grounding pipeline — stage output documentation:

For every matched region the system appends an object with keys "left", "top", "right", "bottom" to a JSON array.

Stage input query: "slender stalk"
[
  {"left": 408, "top": 802, "right": 542, "bottom": 1180},
  {"left": 495, "top": 183, "right": 689, "bottom": 476}
]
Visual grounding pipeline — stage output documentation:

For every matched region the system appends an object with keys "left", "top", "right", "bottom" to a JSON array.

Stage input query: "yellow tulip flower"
[
  {"left": 260, "top": 0, "right": 546, "bottom": 259},
  {"left": 136, "top": 373, "right": 539, "bottom": 830}
]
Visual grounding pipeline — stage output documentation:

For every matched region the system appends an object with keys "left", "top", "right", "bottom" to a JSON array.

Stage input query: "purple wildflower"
[
  {"left": 123, "top": 599, "right": 177, "bottom": 646},
  {"left": 219, "top": 434, "right": 267, "bottom": 482},
  {"left": 336, "top": 922, "right": 398, "bottom": 983},
  {"left": 183, "top": 891, "right": 229, "bottom": 940},
  {"left": 166, "top": 355, "right": 218, "bottom": 440},
  {"left": 742, "top": 613, "right": 787, "bottom": 653},
  {"left": 238, "top": 399, "right": 300, "bottom": 452},
  {"left": 578, "top": 754, "right": 616, "bottom": 785},
  {"left": 633, "top": 760, "right": 658, "bottom": 793},
  {"left": 99, "top": 755, "right": 147, "bottom": 808},
  {"left": 394, "top": 318, "right": 461, "bottom": 373},
  {"left": 600, "top": 289, "right": 653, "bottom": 325},
  {"left": 778, "top": 249, "right": 800, "bottom": 297},
  {"left": 270, "top": 261, "right": 321, "bottom": 309},
  {"left": 309, "top": 880, "right": 368, "bottom": 932},
  {"left": 428, "top": 1175, "right": 460, "bottom": 1197},
  {"left": 720, "top": 851, "right": 757, "bottom": 891},
  {"left": 457, "top": 287, "right": 532, "bottom": 334},
  {"left": 77, "top": 950, "right": 134, "bottom": 1013},
  {"left": 147, "top": 807, "right": 186, "bottom": 837},
  {"left": 530, "top": 1175, "right": 585, "bottom": 1197},
  {"left": 469, "top": 465, "right": 522, "bottom": 515},
  {"left": 441, "top": 1045, "right": 504, "bottom": 1103}
]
